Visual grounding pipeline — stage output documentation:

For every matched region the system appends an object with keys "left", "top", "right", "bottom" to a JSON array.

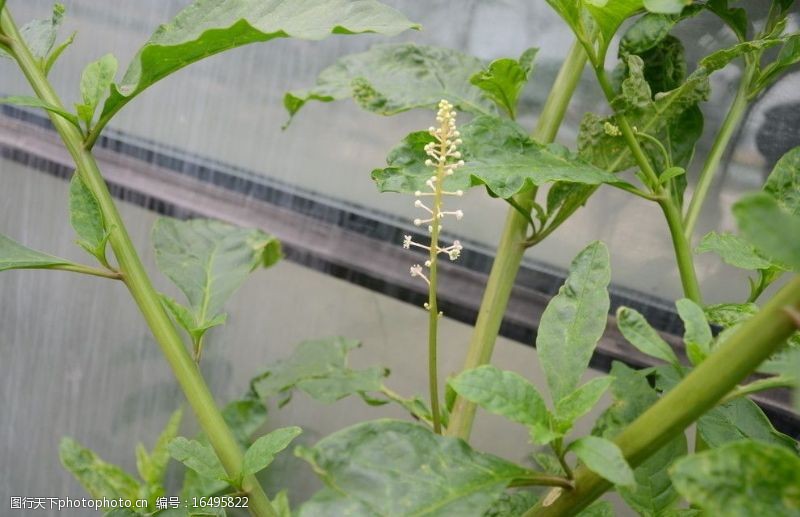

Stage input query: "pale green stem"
[
  {"left": 524, "top": 275, "right": 800, "bottom": 516},
  {"left": 0, "top": 9, "right": 275, "bottom": 517},
  {"left": 52, "top": 263, "right": 122, "bottom": 280},
  {"left": 446, "top": 40, "right": 588, "bottom": 440},
  {"left": 719, "top": 375, "right": 797, "bottom": 405}
]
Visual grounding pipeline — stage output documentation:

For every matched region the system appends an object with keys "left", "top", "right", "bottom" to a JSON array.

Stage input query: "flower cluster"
[{"left": 402, "top": 99, "right": 465, "bottom": 297}]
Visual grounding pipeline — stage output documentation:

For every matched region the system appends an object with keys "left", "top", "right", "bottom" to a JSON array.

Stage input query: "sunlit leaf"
[
  {"left": 296, "top": 420, "right": 531, "bottom": 516},
  {"left": 537, "top": 241, "right": 611, "bottom": 402},
  {"left": 670, "top": 441, "right": 800, "bottom": 515}
]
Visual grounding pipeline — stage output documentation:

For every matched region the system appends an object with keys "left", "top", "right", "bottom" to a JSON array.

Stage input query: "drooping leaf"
[
  {"left": 0, "top": 234, "right": 78, "bottom": 272},
  {"left": 553, "top": 376, "right": 613, "bottom": 434},
  {"left": 296, "top": 420, "right": 531, "bottom": 516},
  {"left": 537, "top": 241, "right": 611, "bottom": 402},
  {"left": 449, "top": 365, "right": 554, "bottom": 444},
  {"left": 168, "top": 437, "right": 227, "bottom": 482},
  {"left": 697, "top": 397, "right": 798, "bottom": 451},
  {"left": 285, "top": 43, "right": 494, "bottom": 122},
  {"left": 241, "top": 426, "right": 302, "bottom": 477},
  {"left": 153, "top": 218, "right": 281, "bottom": 342},
  {"left": 374, "top": 116, "right": 616, "bottom": 198},
  {"left": 0, "top": 95, "right": 80, "bottom": 129},
  {"left": 76, "top": 53, "right": 118, "bottom": 126},
  {"left": 617, "top": 306, "right": 680, "bottom": 366},
  {"left": 676, "top": 298, "right": 713, "bottom": 366},
  {"left": 59, "top": 437, "right": 141, "bottom": 502},
  {"left": 670, "top": 441, "right": 800, "bottom": 516},
  {"left": 69, "top": 173, "right": 108, "bottom": 263},
  {"left": 567, "top": 436, "right": 635, "bottom": 487},
  {"left": 763, "top": 146, "right": 800, "bottom": 216},
  {"left": 469, "top": 48, "right": 538, "bottom": 119},
  {"left": 251, "top": 337, "right": 386, "bottom": 405},
  {"left": 100, "top": 0, "right": 419, "bottom": 126},
  {"left": 696, "top": 231, "right": 774, "bottom": 271},
  {"left": 733, "top": 193, "right": 800, "bottom": 271},
  {"left": 136, "top": 408, "right": 183, "bottom": 487}
]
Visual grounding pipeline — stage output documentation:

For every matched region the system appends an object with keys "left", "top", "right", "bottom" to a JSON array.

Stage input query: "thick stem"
[
  {"left": 683, "top": 70, "right": 751, "bottom": 239},
  {"left": 446, "top": 40, "right": 588, "bottom": 440},
  {"left": 524, "top": 275, "right": 800, "bottom": 516},
  {"left": 0, "top": 10, "right": 275, "bottom": 517}
]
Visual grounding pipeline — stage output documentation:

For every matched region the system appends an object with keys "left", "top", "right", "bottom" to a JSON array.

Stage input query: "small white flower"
[{"left": 403, "top": 235, "right": 412, "bottom": 249}]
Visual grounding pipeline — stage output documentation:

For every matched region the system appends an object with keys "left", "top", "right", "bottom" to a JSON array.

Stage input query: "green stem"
[
  {"left": 683, "top": 69, "right": 751, "bottom": 240},
  {"left": 524, "top": 275, "right": 800, "bottom": 516},
  {"left": 428, "top": 187, "right": 443, "bottom": 435},
  {"left": 446, "top": 40, "right": 588, "bottom": 440},
  {"left": 719, "top": 375, "right": 797, "bottom": 405},
  {"left": 0, "top": 10, "right": 275, "bottom": 517},
  {"left": 509, "top": 475, "right": 575, "bottom": 490},
  {"left": 52, "top": 263, "right": 122, "bottom": 280}
]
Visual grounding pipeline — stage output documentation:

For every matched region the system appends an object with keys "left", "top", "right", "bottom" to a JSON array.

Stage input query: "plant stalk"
[
  {"left": 0, "top": 9, "right": 275, "bottom": 517},
  {"left": 446, "top": 40, "right": 588, "bottom": 440},
  {"left": 524, "top": 275, "right": 800, "bottom": 516}
]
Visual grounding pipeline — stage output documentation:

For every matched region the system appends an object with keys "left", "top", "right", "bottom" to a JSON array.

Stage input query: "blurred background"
[{"left": 1, "top": 1, "right": 798, "bottom": 515}]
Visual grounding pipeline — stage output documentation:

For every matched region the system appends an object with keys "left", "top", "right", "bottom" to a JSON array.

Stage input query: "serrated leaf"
[
  {"left": 670, "top": 441, "right": 800, "bottom": 516},
  {"left": 537, "top": 241, "right": 611, "bottom": 403},
  {"left": 153, "top": 218, "right": 281, "bottom": 341},
  {"left": 136, "top": 408, "right": 183, "bottom": 486},
  {"left": 251, "top": 337, "right": 385, "bottom": 405},
  {"left": 469, "top": 47, "right": 538, "bottom": 119},
  {"left": 733, "top": 193, "right": 800, "bottom": 271},
  {"left": 617, "top": 306, "right": 680, "bottom": 366},
  {"left": 241, "top": 426, "right": 302, "bottom": 477},
  {"left": 59, "top": 437, "right": 141, "bottom": 501},
  {"left": 697, "top": 397, "right": 798, "bottom": 451},
  {"left": 100, "top": 0, "right": 418, "bottom": 127},
  {"left": 374, "top": 115, "right": 616, "bottom": 198},
  {"left": 285, "top": 42, "right": 493, "bottom": 122},
  {"left": 77, "top": 53, "right": 117, "bottom": 126},
  {"left": 0, "top": 234, "right": 79, "bottom": 272},
  {"left": 764, "top": 146, "right": 800, "bottom": 216},
  {"left": 567, "top": 436, "right": 635, "bottom": 487},
  {"left": 696, "top": 231, "right": 774, "bottom": 271},
  {"left": 449, "top": 365, "right": 555, "bottom": 444},
  {"left": 168, "top": 437, "right": 227, "bottom": 482},
  {"left": 554, "top": 376, "right": 613, "bottom": 434},
  {"left": 296, "top": 419, "right": 531, "bottom": 516},
  {"left": 69, "top": 173, "right": 108, "bottom": 263},
  {"left": 676, "top": 298, "right": 713, "bottom": 366},
  {"left": 0, "top": 95, "right": 80, "bottom": 129}
]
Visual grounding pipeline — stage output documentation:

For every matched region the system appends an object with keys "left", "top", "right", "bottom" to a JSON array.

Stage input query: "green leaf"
[
  {"left": 469, "top": 48, "right": 538, "bottom": 119},
  {"left": 617, "top": 306, "right": 680, "bottom": 366},
  {"left": 696, "top": 231, "right": 774, "bottom": 271},
  {"left": 0, "top": 95, "right": 80, "bottom": 128},
  {"left": 241, "top": 426, "right": 302, "bottom": 477},
  {"left": 44, "top": 30, "right": 76, "bottom": 76},
  {"left": 704, "top": 303, "right": 758, "bottom": 328},
  {"left": 374, "top": 115, "right": 616, "bottom": 198},
  {"left": 706, "top": 0, "right": 747, "bottom": 41},
  {"left": 582, "top": 0, "right": 645, "bottom": 62},
  {"left": 251, "top": 337, "right": 386, "bottom": 405},
  {"left": 296, "top": 419, "right": 531, "bottom": 516},
  {"left": 553, "top": 376, "right": 613, "bottom": 434},
  {"left": 0, "top": 234, "right": 78, "bottom": 272},
  {"left": 285, "top": 42, "right": 494, "bottom": 122},
  {"left": 482, "top": 491, "right": 539, "bottom": 517},
  {"left": 59, "top": 437, "right": 141, "bottom": 501},
  {"left": 76, "top": 53, "right": 118, "bottom": 126},
  {"left": 273, "top": 490, "right": 292, "bottom": 517},
  {"left": 537, "top": 241, "right": 611, "bottom": 402},
  {"left": 697, "top": 397, "right": 798, "bottom": 451},
  {"left": 449, "top": 365, "right": 555, "bottom": 444},
  {"left": 153, "top": 218, "right": 281, "bottom": 341},
  {"left": 578, "top": 501, "right": 615, "bottom": 516},
  {"left": 670, "top": 441, "right": 800, "bottom": 515},
  {"left": 763, "top": 146, "right": 800, "bottom": 216},
  {"left": 620, "top": 7, "right": 701, "bottom": 55},
  {"left": 102, "top": 2, "right": 419, "bottom": 126},
  {"left": 168, "top": 437, "right": 227, "bottom": 482},
  {"left": 136, "top": 408, "right": 183, "bottom": 486},
  {"left": 755, "top": 34, "right": 800, "bottom": 91},
  {"left": 700, "top": 40, "right": 783, "bottom": 74},
  {"left": 676, "top": 298, "right": 713, "bottom": 366},
  {"left": 69, "top": 173, "right": 108, "bottom": 263},
  {"left": 19, "top": 3, "right": 65, "bottom": 59},
  {"left": 644, "top": 0, "right": 690, "bottom": 14},
  {"left": 567, "top": 436, "right": 635, "bottom": 487},
  {"left": 297, "top": 488, "right": 374, "bottom": 517},
  {"left": 733, "top": 193, "right": 800, "bottom": 271}
]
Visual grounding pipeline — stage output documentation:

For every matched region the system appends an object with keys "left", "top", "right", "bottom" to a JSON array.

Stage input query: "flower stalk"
[{"left": 403, "top": 99, "right": 465, "bottom": 434}]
